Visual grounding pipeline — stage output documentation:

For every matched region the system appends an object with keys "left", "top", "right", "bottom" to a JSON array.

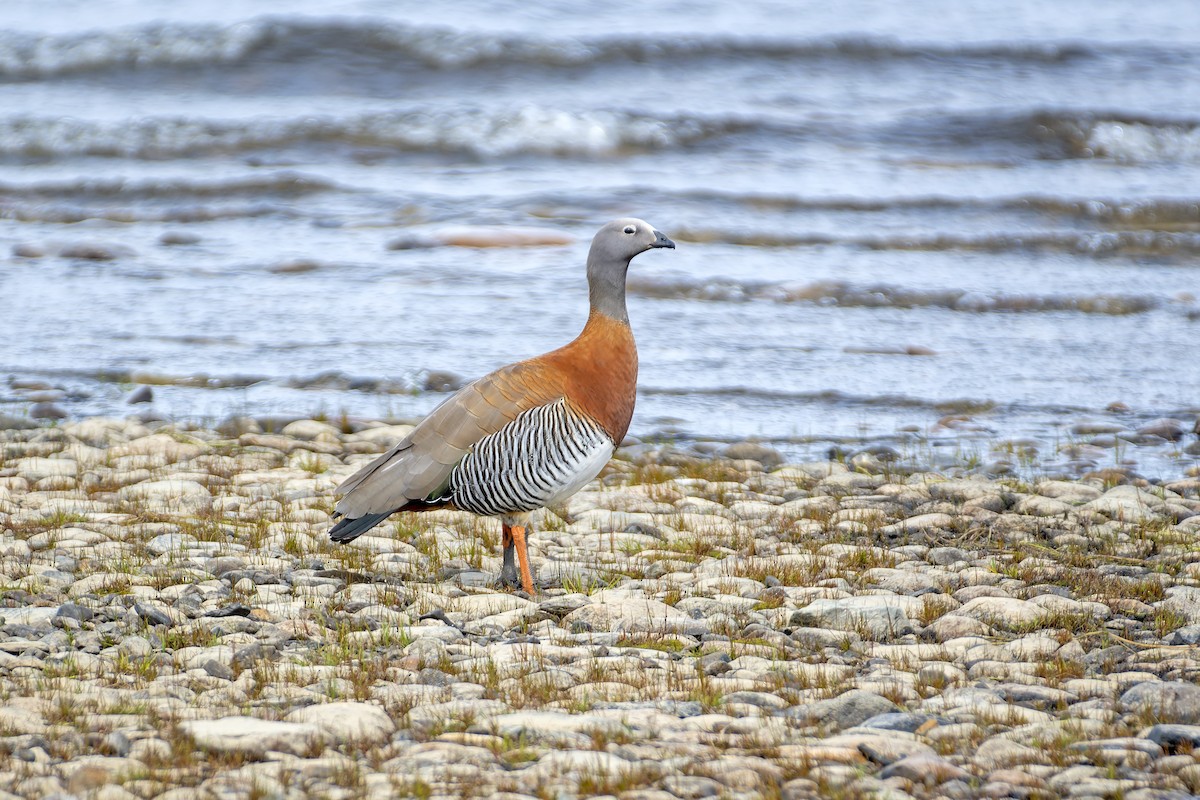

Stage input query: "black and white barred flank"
[{"left": 446, "top": 399, "right": 612, "bottom": 517}]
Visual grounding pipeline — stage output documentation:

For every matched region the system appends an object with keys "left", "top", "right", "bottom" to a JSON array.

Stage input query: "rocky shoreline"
[{"left": 1, "top": 415, "right": 1199, "bottom": 799}]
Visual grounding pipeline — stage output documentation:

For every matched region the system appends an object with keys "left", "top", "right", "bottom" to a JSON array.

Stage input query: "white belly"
[{"left": 542, "top": 438, "right": 614, "bottom": 506}]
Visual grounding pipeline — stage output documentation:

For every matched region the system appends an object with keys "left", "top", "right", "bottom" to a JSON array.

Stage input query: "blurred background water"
[{"left": 1, "top": 0, "right": 1199, "bottom": 477}]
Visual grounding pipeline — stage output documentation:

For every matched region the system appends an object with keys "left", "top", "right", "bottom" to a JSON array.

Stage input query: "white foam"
[
  {"left": 0, "top": 107, "right": 710, "bottom": 159},
  {"left": 1084, "top": 120, "right": 1200, "bottom": 163}
]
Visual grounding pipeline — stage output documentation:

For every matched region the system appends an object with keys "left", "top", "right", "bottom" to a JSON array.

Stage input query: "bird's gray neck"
[{"left": 587, "top": 256, "right": 630, "bottom": 323}]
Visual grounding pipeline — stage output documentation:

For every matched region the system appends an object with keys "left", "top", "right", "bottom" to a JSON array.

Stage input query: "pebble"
[
  {"left": 0, "top": 416, "right": 1197, "bottom": 799},
  {"left": 285, "top": 702, "right": 396, "bottom": 745},
  {"left": 1120, "top": 681, "right": 1200, "bottom": 723},
  {"left": 180, "top": 717, "right": 326, "bottom": 756}
]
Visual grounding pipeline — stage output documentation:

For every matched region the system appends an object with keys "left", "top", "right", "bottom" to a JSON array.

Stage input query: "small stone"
[
  {"left": 60, "top": 242, "right": 130, "bottom": 260},
  {"left": 537, "top": 593, "right": 590, "bottom": 618},
  {"left": 159, "top": 231, "right": 201, "bottom": 245},
  {"left": 207, "top": 604, "right": 254, "bottom": 619},
  {"left": 147, "top": 533, "right": 200, "bottom": 555},
  {"left": 880, "top": 754, "right": 970, "bottom": 784},
  {"left": 125, "top": 386, "right": 153, "bottom": 404},
  {"left": 1122, "top": 682, "right": 1200, "bottom": 724},
  {"left": 661, "top": 775, "right": 723, "bottom": 798},
  {"left": 719, "top": 442, "right": 784, "bottom": 468},
  {"left": 792, "top": 690, "right": 899, "bottom": 730},
  {"left": 13, "top": 243, "right": 45, "bottom": 258},
  {"left": 975, "top": 737, "right": 1042, "bottom": 769},
  {"left": 928, "top": 547, "right": 970, "bottom": 566},
  {"left": 423, "top": 370, "right": 465, "bottom": 392},
  {"left": 927, "top": 614, "right": 990, "bottom": 641},
  {"left": 562, "top": 592, "right": 703, "bottom": 634},
  {"left": 791, "top": 597, "right": 915, "bottom": 640},
  {"left": 180, "top": 717, "right": 324, "bottom": 756},
  {"left": 281, "top": 419, "right": 340, "bottom": 440},
  {"left": 1138, "top": 419, "right": 1185, "bottom": 441},
  {"left": 134, "top": 603, "right": 172, "bottom": 627},
  {"left": 1158, "top": 587, "right": 1200, "bottom": 625},
  {"left": 858, "top": 737, "right": 935, "bottom": 766},
  {"left": 231, "top": 643, "right": 265, "bottom": 669},
  {"left": 286, "top": 702, "right": 396, "bottom": 745},
  {"left": 56, "top": 602, "right": 94, "bottom": 622},
  {"left": 698, "top": 651, "right": 732, "bottom": 676},
  {"left": 203, "top": 660, "right": 235, "bottom": 681},
  {"left": 119, "top": 636, "right": 152, "bottom": 658},
  {"left": 102, "top": 731, "right": 131, "bottom": 757},
  {"left": 860, "top": 713, "right": 938, "bottom": 733},
  {"left": 30, "top": 402, "right": 68, "bottom": 420},
  {"left": 956, "top": 596, "right": 1046, "bottom": 629}
]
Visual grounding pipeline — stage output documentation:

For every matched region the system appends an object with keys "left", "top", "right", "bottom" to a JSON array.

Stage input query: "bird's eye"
[{"left": 623, "top": 226, "right": 636, "bottom": 234}]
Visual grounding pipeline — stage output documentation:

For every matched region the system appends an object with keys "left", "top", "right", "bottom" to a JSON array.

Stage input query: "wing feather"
[{"left": 333, "top": 361, "right": 564, "bottom": 518}]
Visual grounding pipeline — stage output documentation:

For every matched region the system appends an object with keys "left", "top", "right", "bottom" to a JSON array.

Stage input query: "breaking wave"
[
  {"left": 1034, "top": 113, "right": 1200, "bottom": 164},
  {"left": 0, "top": 18, "right": 1164, "bottom": 80},
  {"left": 629, "top": 278, "right": 1163, "bottom": 315},
  {"left": 0, "top": 108, "right": 746, "bottom": 160},
  {"left": 667, "top": 190, "right": 1200, "bottom": 229},
  {"left": 0, "top": 171, "right": 335, "bottom": 198},
  {"left": 893, "top": 110, "right": 1200, "bottom": 165},
  {"left": 672, "top": 227, "right": 1200, "bottom": 257}
]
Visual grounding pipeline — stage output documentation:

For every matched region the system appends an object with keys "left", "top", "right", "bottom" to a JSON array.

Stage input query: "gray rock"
[
  {"left": 285, "top": 702, "right": 396, "bottom": 745},
  {"left": 55, "top": 603, "right": 94, "bottom": 622},
  {"left": 1138, "top": 419, "right": 1185, "bottom": 441},
  {"left": 928, "top": 547, "right": 970, "bottom": 566},
  {"left": 1, "top": 606, "right": 60, "bottom": 627},
  {"left": 203, "top": 660, "right": 235, "bottom": 681},
  {"left": 537, "top": 593, "right": 590, "bottom": 618},
  {"left": 1158, "top": 587, "right": 1200, "bottom": 625},
  {"left": 30, "top": 402, "right": 68, "bottom": 420},
  {"left": 13, "top": 243, "right": 45, "bottom": 258},
  {"left": 974, "top": 737, "right": 1043, "bottom": 769},
  {"left": 102, "top": 730, "right": 131, "bottom": 757},
  {"left": 858, "top": 737, "right": 935, "bottom": 766},
  {"left": 791, "top": 597, "right": 915, "bottom": 640},
  {"left": 0, "top": 413, "right": 38, "bottom": 429},
  {"left": 1168, "top": 625, "right": 1200, "bottom": 646},
  {"left": 134, "top": 603, "right": 172, "bottom": 627},
  {"left": 1121, "top": 681, "right": 1200, "bottom": 724},
  {"left": 1145, "top": 724, "right": 1200, "bottom": 752},
  {"left": 926, "top": 614, "right": 990, "bottom": 641},
  {"left": 180, "top": 717, "right": 324, "bottom": 756},
  {"left": 879, "top": 754, "right": 970, "bottom": 784},
  {"left": 720, "top": 442, "right": 784, "bottom": 467},
  {"left": 160, "top": 231, "right": 202, "bottom": 246},
  {"left": 231, "top": 643, "right": 265, "bottom": 670},
  {"left": 562, "top": 594, "right": 702, "bottom": 634},
  {"left": 60, "top": 242, "right": 131, "bottom": 260},
  {"left": 216, "top": 416, "right": 261, "bottom": 437},
  {"left": 661, "top": 775, "right": 723, "bottom": 798},
  {"left": 147, "top": 533, "right": 199, "bottom": 556},
  {"left": 791, "top": 689, "right": 899, "bottom": 730},
  {"left": 860, "top": 712, "right": 937, "bottom": 733},
  {"left": 956, "top": 596, "right": 1046, "bottom": 629},
  {"left": 422, "top": 370, "right": 465, "bottom": 392},
  {"left": 1123, "top": 790, "right": 1195, "bottom": 800},
  {"left": 698, "top": 651, "right": 732, "bottom": 676}
]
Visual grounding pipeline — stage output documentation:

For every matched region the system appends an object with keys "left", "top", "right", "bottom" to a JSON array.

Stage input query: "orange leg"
[{"left": 508, "top": 524, "right": 535, "bottom": 596}]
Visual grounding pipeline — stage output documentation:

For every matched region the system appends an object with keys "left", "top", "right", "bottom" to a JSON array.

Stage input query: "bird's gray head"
[{"left": 587, "top": 217, "right": 674, "bottom": 322}]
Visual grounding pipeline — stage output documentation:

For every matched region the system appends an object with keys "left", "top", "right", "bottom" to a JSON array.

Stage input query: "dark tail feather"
[{"left": 329, "top": 511, "right": 393, "bottom": 543}]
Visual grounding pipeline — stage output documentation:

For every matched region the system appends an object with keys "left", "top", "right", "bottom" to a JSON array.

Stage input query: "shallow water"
[{"left": 2, "top": 1, "right": 1199, "bottom": 476}]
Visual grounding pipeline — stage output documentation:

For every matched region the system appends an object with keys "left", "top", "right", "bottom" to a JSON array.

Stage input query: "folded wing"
[{"left": 332, "top": 361, "right": 565, "bottom": 525}]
